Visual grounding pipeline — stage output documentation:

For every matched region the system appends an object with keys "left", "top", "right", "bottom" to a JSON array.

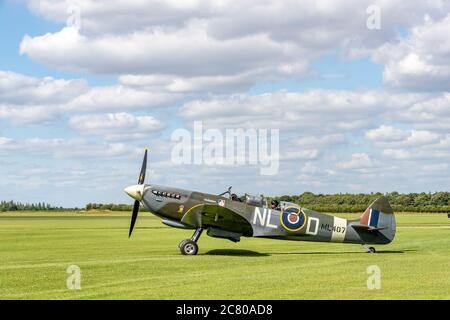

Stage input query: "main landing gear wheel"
[
  {"left": 179, "top": 228, "right": 203, "bottom": 255},
  {"left": 180, "top": 240, "right": 198, "bottom": 255},
  {"left": 178, "top": 239, "right": 189, "bottom": 248}
]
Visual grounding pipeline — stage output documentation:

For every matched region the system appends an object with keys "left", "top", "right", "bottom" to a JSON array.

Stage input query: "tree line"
[
  {"left": 0, "top": 200, "right": 62, "bottom": 212},
  {"left": 273, "top": 191, "right": 450, "bottom": 213}
]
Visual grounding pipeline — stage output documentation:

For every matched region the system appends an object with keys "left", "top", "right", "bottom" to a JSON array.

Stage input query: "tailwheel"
[
  {"left": 180, "top": 240, "right": 198, "bottom": 255},
  {"left": 363, "top": 244, "right": 376, "bottom": 253}
]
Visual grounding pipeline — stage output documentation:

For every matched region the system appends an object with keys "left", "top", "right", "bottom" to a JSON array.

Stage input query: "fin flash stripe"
[{"left": 369, "top": 209, "right": 380, "bottom": 227}]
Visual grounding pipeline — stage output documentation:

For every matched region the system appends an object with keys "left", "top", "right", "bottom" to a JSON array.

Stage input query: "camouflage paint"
[{"left": 140, "top": 184, "right": 395, "bottom": 245}]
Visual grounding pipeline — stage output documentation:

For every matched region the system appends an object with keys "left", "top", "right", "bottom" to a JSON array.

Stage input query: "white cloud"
[
  {"left": 179, "top": 90, "right": 388, "bottom": 130},
  {"left": 69, "top": 112, "right": 164, "bottom": 140},
  {"left": 365, "top": 125, "right": 410, "bottom": 141},
  {"left": 0, "top": 136, "right": 142, "bottom": 159},
  {"left": 392, "top": 93, "right": 450, "bottom": 130},
  {"left": 336, "top": 153, "right": 374, "bottom": 169},
  {"left": 405, "top": 130, "right": 441, "bottom": 146},
  {"left": 0, "top": 137, "right": 12, "bottom": 145},
  {"left": 20, "top": 24, "right": 300, "bottom": 77},
  {"left": 118, "top": 71, "right": 273, "bottom": 93},
  {"left": 365, "top": 125, "right": 441, "bottom": 148},
  {"left": 21, "top": 0, "right": 450, "bottom": 92},
  {"left": 283, "top": 149, "right": 319, "bottom": 161},
  {"left": 422, "top": 163, "right": 448, "bottom": 172},
  {"left": 63, "top": 85, "right": 177, "bottom": 112},
  {"left": 0, "top": 105, "right": 58, "bottom": 124},
  {"left": 373, "top": 13, "right": 450, "bottom": 90},
  {"left": 382, "top": 148, "right": 413, "bottom": 160},
  {"left": 26, "top": 0, "right": 220, "bottom": 35},
  {"left": 0, "top": 70, "right": 178, "bottom": 124},
  {"left": 300, "top": 162, "right": 320, "bottom": 174},
  {"left": 377, "top": 135, "right": 450, "bottom": 161},
  {"left": 295, "top": 134, "right": 346, "bottom": 147},
  {"left": 177, "top": 90, "right": 440, "bottom": 138},
  {"left": 0, "top": 70, "right": 88, "bottom": 104}
]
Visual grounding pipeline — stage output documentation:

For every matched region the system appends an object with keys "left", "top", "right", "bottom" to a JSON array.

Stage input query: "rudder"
[{"left": 359, "top": 196, "right": 396, "bottom": 243}]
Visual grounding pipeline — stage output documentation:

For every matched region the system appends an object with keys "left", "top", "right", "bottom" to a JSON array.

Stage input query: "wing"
[{"left": 180, "top": 204, "right": 253, "bottom": 236}]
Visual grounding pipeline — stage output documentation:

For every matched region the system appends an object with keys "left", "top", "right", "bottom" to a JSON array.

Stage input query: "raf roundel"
[{"left": 280, "top": 206, "right": 307, "bottom": 232}]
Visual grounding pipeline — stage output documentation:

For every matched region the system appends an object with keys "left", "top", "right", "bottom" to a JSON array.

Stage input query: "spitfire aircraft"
[{"left": 124, "top": 150, "right": 396, "bottom": 255}]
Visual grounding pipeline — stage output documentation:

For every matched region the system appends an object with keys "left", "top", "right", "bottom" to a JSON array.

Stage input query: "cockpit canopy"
[
  {"left": 221, "top": 187, "right": 268, "bottom": 207},
  {"left": 245, "top": 194, "right": 265, "bottom": 207}
]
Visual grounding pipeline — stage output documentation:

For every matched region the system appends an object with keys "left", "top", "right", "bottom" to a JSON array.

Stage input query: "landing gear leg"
[
  {"left": 179, "top": 228, "right": 203, "bottom": 255},
  {"left": 362, "top": 244, "right": 376, "bottom": 253}
]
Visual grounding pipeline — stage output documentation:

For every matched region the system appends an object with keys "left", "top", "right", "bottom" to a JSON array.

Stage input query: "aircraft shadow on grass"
[
  {"left": 204, "top": 249, "right": 270, "bottom": 257},
  {"left": 203, "top": 249, "right": 415, "bottom": 256},
  {"left": 269, "top": 250, "right": 413, "bottom": 255}
]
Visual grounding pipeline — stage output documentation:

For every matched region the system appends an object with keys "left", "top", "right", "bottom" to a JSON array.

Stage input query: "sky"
[{"left": 1, "top": 0, "right": 450, "bottom": 207}]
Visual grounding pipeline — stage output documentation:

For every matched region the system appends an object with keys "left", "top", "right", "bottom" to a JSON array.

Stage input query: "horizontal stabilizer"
[{"left": 352, "top": 224, "right": 387, "bottom": 231}]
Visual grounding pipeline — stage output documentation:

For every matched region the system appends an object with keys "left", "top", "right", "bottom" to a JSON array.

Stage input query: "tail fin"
[
  {"left": 360, "top": 196, "right": 393, "bottom": 227},
  {"left": 356, "top": 196, "right": 396, "bottom": 244}
]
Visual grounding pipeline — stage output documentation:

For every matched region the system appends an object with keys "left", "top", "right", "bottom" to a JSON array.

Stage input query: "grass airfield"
[{"left": 0, "top": 211, "right": 449, "bottom": 300}]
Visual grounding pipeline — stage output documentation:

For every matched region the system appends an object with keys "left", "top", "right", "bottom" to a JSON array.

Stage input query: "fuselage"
[{"left": 136, "top": 184, "right": 395, "bottom": 245}]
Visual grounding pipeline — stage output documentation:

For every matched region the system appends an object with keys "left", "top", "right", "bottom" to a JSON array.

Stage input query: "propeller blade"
[
  {"left": 138, "top": 149, "right": 148, "bottom": 185},
  {"left": 129, "top": 200, "right": 140, "bottom": 237},
  {"left": 129, "top": 149, "right": 148, "bottom": 238}
]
